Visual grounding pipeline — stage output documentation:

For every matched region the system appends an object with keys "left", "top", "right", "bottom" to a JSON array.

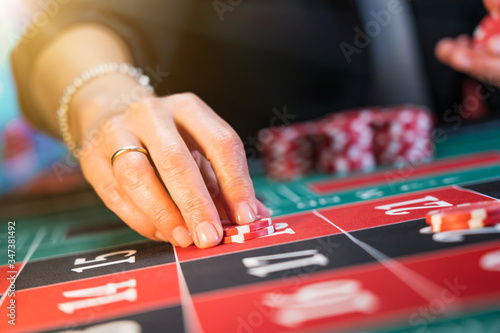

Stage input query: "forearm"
[{"left": 30, "top": 23, "right": 153, "bottom": 143}]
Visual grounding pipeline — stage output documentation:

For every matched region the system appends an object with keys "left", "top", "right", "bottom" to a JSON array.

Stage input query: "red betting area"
[{"left": 176, "top": 186, "right": 496, "bottom": 262}]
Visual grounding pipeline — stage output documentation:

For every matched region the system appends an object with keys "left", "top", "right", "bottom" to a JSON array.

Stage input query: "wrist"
[
  {"left": 55, "top": 62, "right": 154, "bottom": 158},
  {"left": 70, "top": 73, "right": 155, "bottom": 145}
]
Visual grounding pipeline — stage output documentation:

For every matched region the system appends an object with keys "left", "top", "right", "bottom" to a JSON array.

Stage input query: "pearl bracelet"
[{"left": 56, "top": 62, "right": 154, "bottom": 159}]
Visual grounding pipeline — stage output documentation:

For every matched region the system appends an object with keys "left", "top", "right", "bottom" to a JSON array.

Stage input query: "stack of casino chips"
[
  {"left": 373, "top": 106, "right": 434, "bottom": 166},
  {"left": 222, "top": 216, "right": 275, "bottom": 244},
  {"left": 425, "top": 201, "right": 500, "bottom": 232},
  {"left": 315, "top": 109, "right": 376, "bottom": 174},
  {"left": 258, "top": 123, "right": 315, "bottom": 181},
  {"left": 258, "top": 105, "right": 434, "bottom": 181}
]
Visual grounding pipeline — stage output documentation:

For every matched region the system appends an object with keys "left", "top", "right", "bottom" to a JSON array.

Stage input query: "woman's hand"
[
  {"left": 28, "top": 24, "right": 267, "bottom": 249},
  {"left": 78, "top": 92, "right": 268, "bottom": 249},
  {"left": 435, "top": 0, "right": 500, "bottom": 88}
]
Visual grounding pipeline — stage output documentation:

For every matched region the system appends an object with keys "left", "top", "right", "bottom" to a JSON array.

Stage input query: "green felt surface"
[
  {"left": 370, "top": 307, "right": 500, "bottom": 333},
  {"left": 1, "top": 123, "right": 499, "bottom": 332},
  {"left": 2, "top": 125, "right": 500, "bottom": 265}
]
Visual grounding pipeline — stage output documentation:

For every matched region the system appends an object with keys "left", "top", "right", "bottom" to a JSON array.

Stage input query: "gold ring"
[{"left": 111, "top": 146, "right": 149, "bottom": 166}]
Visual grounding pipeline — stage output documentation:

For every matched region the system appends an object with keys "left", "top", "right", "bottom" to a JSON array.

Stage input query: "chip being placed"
[
  {"left": 223, "top": 217, "right": 273, "bottom": 236},
  {"left": 222, "top": 225, "right": 275, "bottom": 244}
]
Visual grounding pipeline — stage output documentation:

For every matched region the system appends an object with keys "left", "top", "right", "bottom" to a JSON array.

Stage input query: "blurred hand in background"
[{"left": 435, "top": 0, "right": 500, "bottom": 88}]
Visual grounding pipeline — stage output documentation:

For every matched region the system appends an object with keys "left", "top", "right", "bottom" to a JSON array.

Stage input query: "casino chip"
[
  {"left": 221, "top": 217, "right": 275, "bottom": 244},
  {"left": 258, "top": 123, "right": 315, "bottom": 181},
  {"left": 223, "top": 217, "right": 273, "bottom": 236},
  {"left": 315, "top": 109, "right": 376, "bottom": 174},
  {"left": 373, "top": 106, "right": 434, "bottom": 167},
  {"left": 473, "top": 12, "right": 500, "bottom": 50},
  {"left": 428, "top": 216, "right": 499, "bottom": 232},
  {"left": 425, "top": 201, "right": 500, "bottom": 232},
  {"left": 259, "top": 105, "right": 435, "bottom": 180},
  {"left": 222, "top": 225, "right": 275, "bottom": 244}
]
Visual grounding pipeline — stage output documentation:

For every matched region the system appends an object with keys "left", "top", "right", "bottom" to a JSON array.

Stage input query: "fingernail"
[
  {"left": 453, "top": 51, "right": 471, "bottom": 69},
  {"left": 155, "top": 231, "right": 167, "bottom": 242},
  {"left": 235, "top": 202, "right": 257, "bottom": 224},
  {"left": 195, "top": 222, "right": 220, "bottom": 248},
  {"left": 172, "top": 226, "right": 193, "bottom": 248}
]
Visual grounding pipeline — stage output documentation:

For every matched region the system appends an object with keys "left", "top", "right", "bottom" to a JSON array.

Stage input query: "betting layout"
[
  {"left": 0, "top": 180, "right": 500, "bottom": 331},
  {"left": 1, "top": 128, "right": 500, "bottom": 332}
]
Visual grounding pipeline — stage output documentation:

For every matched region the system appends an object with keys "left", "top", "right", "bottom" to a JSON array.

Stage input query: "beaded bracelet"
[{"left": 56, "top": 62, "right": 154, "bottom": 159}]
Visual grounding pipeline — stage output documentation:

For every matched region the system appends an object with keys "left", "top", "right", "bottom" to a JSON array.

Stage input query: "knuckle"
[
  {"left": 168, "top": 92, "right": 201, "bottom": 110},
  {"left": 99, "top": 182, "right": 122, "bottom": 206},
  {"left": 148, "top": 207, "right": 172, "bottom": 228},
  {"left": 156, "top": 145, "right": 192, "bottom": 178},
  {"left": 225, "top": 177, "right": 252, "bottom": 193},
  {"left": 114, "top": 154, "right": 150, "bottom": 186},
  {"left": 103, "top": 113, "right": 132, "bottom": 135},
  {"left": 126, "top": 97, "right": 161, "bottom": 121},
  {"left": 222, "top": 178, "right": 254, "bottom": 201},
  {"left": 177, "top": 91, "right": 199, "bottom": 103},
  {"left": 132, "top": 96, "right": 158, "bottom": 112},
  {"left": 212, "top": 128, "right": 244, "bottom": 157},
  {"left": 182, "top": 196, "right": 215, "bottom": 221},
  {"left": 153, "top": 213, "right": 180, "bottom": 234}
]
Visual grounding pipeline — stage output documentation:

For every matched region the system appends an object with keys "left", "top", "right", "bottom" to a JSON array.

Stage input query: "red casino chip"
[
  {"left": 376, "top": 136, "right": 434, "bottom": 166},
  {"left": 317, "top": 149, "right": 375, "bottom": 174},
  {"left": 473, "top": 13, "right": 500, "bottom": 49},
  {"left": 426, "top": 201, "right": 500, "bottom": 226},
  {"left": 373, "top": 106, "right": 434, "bottom": 166},
  {"left": 259, "top": 104, "right": 435, "bottom": 180},
  {"left": 258, "top": 123, "right": 316, "bottom": 181},
  {"left": 315, "top": 110, "right": 376, "bottom": 174},
  {"left": 223, "top": 217, "right": 273, "bottom": 236},
  {"left": 428, "top": 215, "right": 500, "bottom": 232},
  {"left": 222, "top": 225, "right": 275, "bottom": 244}
]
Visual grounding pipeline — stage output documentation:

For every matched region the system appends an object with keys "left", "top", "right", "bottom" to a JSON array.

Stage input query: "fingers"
[
  {"left": 193, "top": 150, "right": 228, "bottom": 221},
  {"left": 131, "top": 104, "right": 223, "bottom": 248},
  {"left": 456, "top": 34, "right": 472, "bottom": 47},
  {"left": 105, "top": 132, "right": 194, "bottom": 248},
  {"left": 83, "top": 94, "right": 263, "bottom": 249},
  {"left": 194, "top": 149, "right": 270, "bottom": 221},
  {"left": 80, "top": 151, "right": 161, "bottom": 242},
  {"left": 435, "top": 38, "right": 459, "bottom": 64},
  {"left": 168, "top": 93, "right": 258, "bottom": 225},
  {"left": 436, "top": 36, "right": 500, "bottom": 85},
  {"left": 449, "top": 47, "right": 500, "bottom": 82},
  {"left": 435, "top": 35, "right": 470, "bottom": 60}
]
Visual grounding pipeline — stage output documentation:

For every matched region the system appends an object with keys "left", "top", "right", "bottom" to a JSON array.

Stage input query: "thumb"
[{"left": 484, "top": 0, "right": 500, "bottom": 12}]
